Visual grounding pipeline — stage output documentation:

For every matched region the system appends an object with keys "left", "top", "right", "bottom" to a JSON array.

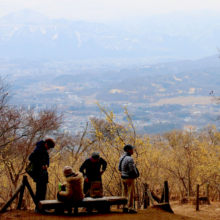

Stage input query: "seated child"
[{"left": 57, "top": 166, "right": 84, "bottom": 201}]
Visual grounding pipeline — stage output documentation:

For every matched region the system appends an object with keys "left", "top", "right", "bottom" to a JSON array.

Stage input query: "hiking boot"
[
  {"left": 123, "top": 207, "right": 128, "bottom": 213},
  {"left": 129, "top": 209, "right": 137, "bottom": 214}
]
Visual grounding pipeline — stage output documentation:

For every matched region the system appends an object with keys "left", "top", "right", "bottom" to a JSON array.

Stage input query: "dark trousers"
[
  {"left": 57, "top": 186, "right": 66, "bottom": 201},
  {"left": 35, "top": 181, "right": 47, "bottom": 208}
]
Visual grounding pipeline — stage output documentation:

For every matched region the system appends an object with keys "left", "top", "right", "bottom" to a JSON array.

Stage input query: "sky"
[{"left": 0, "top": 0, "right": 220, "bottom": 22}]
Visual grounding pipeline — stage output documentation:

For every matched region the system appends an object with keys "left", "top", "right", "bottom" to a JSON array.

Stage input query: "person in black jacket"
[
  {"left": 28, "top": 139, "right": 55, "bottom": 213},
  {"left": 79, "top": 152, "right": 107, "bottom": 196}
]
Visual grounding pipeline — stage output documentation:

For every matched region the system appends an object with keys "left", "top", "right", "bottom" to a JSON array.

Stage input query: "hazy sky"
[{"left": 1, "top": 0, "right": 220, "bottom": 21}]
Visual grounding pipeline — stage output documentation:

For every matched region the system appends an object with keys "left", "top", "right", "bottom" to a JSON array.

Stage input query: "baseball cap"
[
  {"left": 92, "top": 152, "right": 100, "bottom": 159},
  {"left": 124, "top": 144, "right": 135, "bottom": 151}
]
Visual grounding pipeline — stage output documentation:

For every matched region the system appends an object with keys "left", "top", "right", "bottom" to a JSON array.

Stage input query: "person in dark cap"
[
  {"left": 118, "top": 144, "right": 139, "bottom": 214},
  {"left": 28, "top": 139, "right": 55, "bottom": 213},
  {"left": 79, "top": 152, "right": 107, "bottom": 196}
]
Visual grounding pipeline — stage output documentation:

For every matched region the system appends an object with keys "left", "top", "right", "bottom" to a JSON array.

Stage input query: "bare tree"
[{"left": 0, "top": 108, "right": 63, "bottom": 194}]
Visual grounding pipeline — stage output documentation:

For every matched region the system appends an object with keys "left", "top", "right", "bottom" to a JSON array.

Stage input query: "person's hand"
[{"left": 85, "top": 178, "right": 89, "bottom": 183}]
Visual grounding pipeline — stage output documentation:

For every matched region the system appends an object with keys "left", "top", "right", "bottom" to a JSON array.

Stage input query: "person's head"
[
  {"left": 44, "top": 138, "right": 55, "bottom": 150},
  {"left": 63, "top": 166, "right": 75, "bottom": 177},
  {"left": 91, "top": 152, "right": 100, "bottom": 163},
  {"left": 124, "top": 144, "right": 135, "bottom": 155}
]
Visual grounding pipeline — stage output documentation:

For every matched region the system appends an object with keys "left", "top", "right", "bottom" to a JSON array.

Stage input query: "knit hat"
[
  {"left": 63, "top": 166, "right": 74, "bottom": 177},
  {"left": 92, "top": 152, "right": 100, "bottom": 159}
]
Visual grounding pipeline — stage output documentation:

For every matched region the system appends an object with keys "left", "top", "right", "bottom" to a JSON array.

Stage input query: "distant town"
[{"left": 3, "top": 56, "right": 220, "bottom": 136}]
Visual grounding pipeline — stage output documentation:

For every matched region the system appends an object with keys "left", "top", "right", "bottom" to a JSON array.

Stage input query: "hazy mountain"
[
  {"left": 0, "top": 9, "right": 219, "bottom": 60},
  {"left": 116, "top": 10, "right": 220, "bottom": 37},
  {"left": 108, "top": 10, "right": 220, "bottom": 57},
  {"left": 0, "top": 9, "right": 141, "bottom": 59},
  {"left": 0, "top": 9, "right": 49, "bottom": 24}
]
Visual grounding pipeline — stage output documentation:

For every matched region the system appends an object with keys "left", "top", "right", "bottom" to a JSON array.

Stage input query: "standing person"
[
  {"left": 80, "top": 152, "right": 107, "bottom": 196},
  {"left": 28, "top": 139, "right": 55, "bottom": 213},
  {"left": 118, "top": 144, "right": 139, "bottom": 214}
]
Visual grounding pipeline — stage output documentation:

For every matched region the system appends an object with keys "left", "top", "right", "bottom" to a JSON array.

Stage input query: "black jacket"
[
  {"left": 79, "top": 157, "right": 107, "bottom": 181},
  {"left": 29, "top": 140, "right": 49, "bottom": 183}
]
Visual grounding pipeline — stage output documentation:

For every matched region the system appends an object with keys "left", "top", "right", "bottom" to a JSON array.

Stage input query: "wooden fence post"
[
  {"left": 0, "top": 175, "right": 37, "bottom": 213},
  {"left": 196, "top": 184, "right": 199, "bottom": 211},
  {"left": 0, "top": 183, "right": 23, "bottom": 213},
  {"left": 147, "top": 189, "right": 154, "bottom": 206},
  {"left": 16, "top": 176, "right": 27, "bottom": 210},
  {"left": 164, "top": 181, "right": 169, "bottom": 203},
  {"left": 23, "top": 176, "right": 38, "bottom": 206}
]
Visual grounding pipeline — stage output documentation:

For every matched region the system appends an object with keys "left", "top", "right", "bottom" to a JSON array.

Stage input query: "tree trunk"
[{"left": 188, "top": 172, "right": 191, "bottom": 197}]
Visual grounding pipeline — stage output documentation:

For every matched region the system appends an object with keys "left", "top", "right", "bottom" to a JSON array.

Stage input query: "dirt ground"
[
  {"left": 1, "top": 202, "right": 220, "bottom": 220},
  {"left": 0, "top": 209, "right": 194, "bottom": 220},
  {"left": 172, "top": 201, "right": 220, "bottom": 220}
]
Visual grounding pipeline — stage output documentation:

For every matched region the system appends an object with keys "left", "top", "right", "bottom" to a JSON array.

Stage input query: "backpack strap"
[{"left": 119, "top": 155, "right": 127, "bottom": 171}]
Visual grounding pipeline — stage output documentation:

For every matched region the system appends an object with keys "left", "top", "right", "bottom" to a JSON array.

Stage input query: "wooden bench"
[{"left": 39, "top": 196, "right": 127, "bottom": 214}]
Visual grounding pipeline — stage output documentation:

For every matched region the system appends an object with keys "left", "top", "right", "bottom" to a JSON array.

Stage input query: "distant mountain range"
[{"left": 0, "top": 9, "right": 219, "bottom": 60}]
